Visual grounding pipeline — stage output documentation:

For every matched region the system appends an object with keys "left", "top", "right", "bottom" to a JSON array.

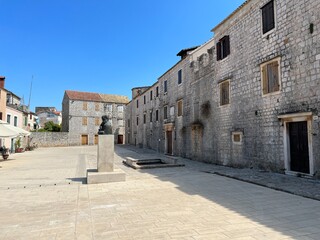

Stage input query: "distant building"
[
  {"left": 0, "top": 76, "right": 7, "bottom": 121},
  {"left": 35, "top": 107, "right": 62, "bottom": 128},
  {"left": 62, "top": 90, "right": 129, "bottom": 145}
]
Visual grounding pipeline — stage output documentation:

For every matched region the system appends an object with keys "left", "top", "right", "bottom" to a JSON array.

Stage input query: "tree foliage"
[{"left": 42, "top": 121, "right": 61, "bottom": 132}]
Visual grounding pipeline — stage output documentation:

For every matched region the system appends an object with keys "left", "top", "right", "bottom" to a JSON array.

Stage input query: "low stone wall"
[{"left": 30, "top": 132, "right": 79, "bottom": 147}]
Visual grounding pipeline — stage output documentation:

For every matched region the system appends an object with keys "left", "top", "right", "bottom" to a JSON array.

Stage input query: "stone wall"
[
  {"left": 30, "top": 132, "right": 79, "bottom": 147},
  {"left": 126, "top": 0, "right": 320, "bottom": 177}
]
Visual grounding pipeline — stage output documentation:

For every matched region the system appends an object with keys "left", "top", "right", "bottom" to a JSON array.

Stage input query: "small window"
[
  {"left": 82, "top": 117, "right": 87, "bottom": 126},
  {"left": 220, "top": 80, "right": 230, "bottom": 106},
  {"left": 95, "top": 117, "right": 100, "bottom": 126},
  {"left": 164, "top": 106, "right": 168, "bottom": 120},
  {"left": 14, "top": 116, "right": 18, "bottom": 126},
  {"left": 118, "top": 119, "right": 124, "bottom": 126},
  {"left": 178, "top": 70, "right": 182, "bottom": 85},
  {"left": 150, "top": 90, "right": 153, "bottom": 101},
  {"left": 261, "top": 0, "right": 275, "bottom": 34},
  {"left": 144, "top": 95, "right": 146, "bottom": 104},
  {"left": 83, "top": 102, "right": 88, "bottom": 110},
  {"left": 177, "top": 100, "right": 183, "bottom": 117},
  {"left": 150, "top": 111, "right": 153, "bottom": 122},
  {"left": 216, "top": 35, "right": 230, "bottom": 61},
  {"left": 117, "top": 105, "right": 124, "bottom": 112},
  {"left": 136, "top": 100, "right": 139, "bottom": 108},
  {"left": 136, "top": 116, "right": 139, "bottom": 126},
  {"left": 261, "top": 58, "right": 280, "bottom": 95},
  {"left": 29, "top": 114, "right": 32, "bottom": 120},
  {"left": 232, "top": 132, "right": 243, "bottom": 144},
  {"left": 95, "top": 103, "right": 100, "bottom": 111},
  {"left": 105, "top": 104, "right": 112, "bottom": 112},
  {"left": 24, "top": 117, "right": 28, "bottom": 126},
  {"left": 156, "top": 110, "right": 159, "bottom": 121},
  {"left": 156, "top": 86, "right": 159, "bottom": 97},
  {"left": 143, "top": 113, "right": 146, "bottom": 124},
  {"left": 7, "top": 114, "right": 11, "bottom": 124},
  {"left": 164, "top": 80, "right": 168, "bottom": 93}
]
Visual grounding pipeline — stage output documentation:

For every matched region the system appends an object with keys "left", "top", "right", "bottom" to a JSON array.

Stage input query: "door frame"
[
  {"left": 278, "top": 112, "right": 314, "bottom": 176},
  {"left": 164, "top": 123, "right": 174, "bottom": 155}
]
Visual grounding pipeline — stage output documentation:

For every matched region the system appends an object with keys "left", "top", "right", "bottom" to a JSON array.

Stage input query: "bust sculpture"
[{"left": 98, "top": 115, "right": 112, "bottom": 135}]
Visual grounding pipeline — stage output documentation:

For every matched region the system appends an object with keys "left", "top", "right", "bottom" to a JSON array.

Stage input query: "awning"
[{"left": 0, "top": 120, "right": 31, "bottom": 137}]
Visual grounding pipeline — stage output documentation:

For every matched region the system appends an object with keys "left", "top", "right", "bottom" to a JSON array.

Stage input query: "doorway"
[
  {"left": 166, "top": 131, "right": 173, "bottom": 155},
  {"left": 118, "top": 135, "right": 124, "bottom": 144},
  {"left": 81, "top": 134, "right": 88, "bottom": 145},
  {"left": 279, "top": 112, "right": 314, "bottom": 176},
  {"left": 288, "top": 121, "right": 310, "bottom": 174}
]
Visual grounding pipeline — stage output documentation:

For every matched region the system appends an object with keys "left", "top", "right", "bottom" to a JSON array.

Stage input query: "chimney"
[{"left": 0, "top": 76, "right": 5, "bottom": 88}]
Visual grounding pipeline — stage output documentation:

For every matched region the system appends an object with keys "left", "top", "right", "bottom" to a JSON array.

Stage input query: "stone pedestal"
[{"left": 87, "top": 135, "right": 125, "bottom": 184}]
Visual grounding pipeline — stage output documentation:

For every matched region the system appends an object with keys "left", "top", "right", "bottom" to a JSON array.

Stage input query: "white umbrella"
[{"left": 0, "top": 120, "right": 30, "bottom": 137}]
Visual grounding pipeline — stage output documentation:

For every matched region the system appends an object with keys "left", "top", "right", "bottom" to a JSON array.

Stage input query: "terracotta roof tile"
[
  {"left": 65, "top": 90, "right": 102, "bottom": 102},
  {"left": 99, "top": 94, "right": 129, "bottom": 104},
  {"left": 65, "top": 90, "right": 129, "bottom": 104}
]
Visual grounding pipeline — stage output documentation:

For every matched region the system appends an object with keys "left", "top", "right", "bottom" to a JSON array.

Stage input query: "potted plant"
[{"left": 15, "top": 138, "right": 24, "bottom": 153}]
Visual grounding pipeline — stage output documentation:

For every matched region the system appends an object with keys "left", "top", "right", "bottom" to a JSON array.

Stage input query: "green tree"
[{"left": 43, "top": 121, "right": 61, "bottom": 132}]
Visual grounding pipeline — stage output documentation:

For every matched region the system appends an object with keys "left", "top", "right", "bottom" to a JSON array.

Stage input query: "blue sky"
[{"left": 1, "top": 0, "right": 245, "bottom": 112}]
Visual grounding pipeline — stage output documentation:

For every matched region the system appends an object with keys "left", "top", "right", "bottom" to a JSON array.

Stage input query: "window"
[
  {"left": 136, "top": 100, "right": 139, "bottom": 108},
  {"left": 144, "top": 95, "right": 146, "bottom": 104},
  {"left": 261, "top": 0, "right": 275, "bottom": 34},
  {"left": 29, "top": 114, "right": 32, "bottom": 120},
  {"left": 216, "top": 36, "right": 230, "bottom": 61},
  {"left": 232, "top": 132, "right": 243, "bottom": 144},
  {"left": 261, "top": 58, "right": 280, "bottom": 95},
  {"left": 95, "top": 103, "right": 100, "bottom": 111},
  {"left": 118, "top": 119, "right": 124, "bottom": 126},
  {"left": 156, "top": 110, "right": 159, "bottom": 121},
  {"left": 7, "top": 114, "right": 11, "bottom": 124},
  {"left": 220, "top": 80, "right": 230, "bottom": 106},
  {"left": 14, "top": 116, "right": 18, "bottom": 126},
  {"left": 82, "top": 117, "right": 88, "bottom": 125},
  {"left": 164, "top": 80, "right": 168, "bottom": 93},
  {"left": 83, "top": 102, "right": 88, "bottom": 110},
  {"left": 117, "top": 105, "right": 124, "bottom": 112},
  {"left": 177, "top": 100, "right": 183, "bottom": 117},
  {"left": 24, "top": 117, "right": 28, "bottom": 126},
  {"left": 136, "top": 116, "right": 139, "bottom": 125},
  {"left": 178, "top": 70, "right": 182, "bottom": 85},
  {"left": 156, "top": 86, "right": 159, "bottom": 97},
  {"left": 143, "top": 113, "right": 146, "bottom": 124},
  {"left": 95, "top": 117, "right": 100, "bottom": 126},
  {"left": 105, "top": 104, "right": 112, "bottom": 112},
  {"left": 150, "top": 111, "right": 153, "bottom": 122},
  {"left": 150, "top": 91, "right": 153, "bottom": 101},
  {"left": 164, "top": 106, "right": 168, "bottom": 120}
]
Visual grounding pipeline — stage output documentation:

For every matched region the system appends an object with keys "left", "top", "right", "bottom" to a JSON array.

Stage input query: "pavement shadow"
[{"left": 116, "top": 144, "right": 320, "bottom": 239}]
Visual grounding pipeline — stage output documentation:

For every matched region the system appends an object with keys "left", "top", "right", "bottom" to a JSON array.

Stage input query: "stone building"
[
  {"left": 62, "top": 90, "right": 129, "bottom": 145},
  {"left": 126, "top": 0, "right": 320, "bottom": 178}
]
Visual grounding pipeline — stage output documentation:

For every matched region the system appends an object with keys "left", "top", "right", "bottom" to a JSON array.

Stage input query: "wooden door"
[
  {"left": 288, "top": 121, "right": 309, "bottom": 174},
  {"left": 167, "top": 131, "right": 173, "bottom": 155},
  {"left": 118, "top": 135, "right": 123, "bottom": 144},
  {"left": 81, "top": 135, "right": 88, "bottom": 145}
]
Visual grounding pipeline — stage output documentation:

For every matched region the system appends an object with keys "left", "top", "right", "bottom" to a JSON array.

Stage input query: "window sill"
[{"left": 262, "top": 90, "right": 281, "bottom": 97}]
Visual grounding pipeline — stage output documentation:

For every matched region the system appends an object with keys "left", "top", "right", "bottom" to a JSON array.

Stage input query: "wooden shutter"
[
  {"left": 82, "top": 117, "right": 87, "bottom": 125},
  {"left": 262, "top": 64, "right": 268, "bottom": 94},
  {"left": 262, "top": 1, "right": 275, "bottom": 34},
  {"left": 220, "top": 81, "right": 230, "bottom": 105},
  {"left": 268, "top": 61, "right": 279, "bottom": 92},
  {"left": 224, "top": 35, "right": 230, "bottom": 57},
  {"left": 216, "top": 42, "right": 221, "bottom": 61}
]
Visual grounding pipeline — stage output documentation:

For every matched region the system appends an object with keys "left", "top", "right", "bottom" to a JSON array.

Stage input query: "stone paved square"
[{"left": 0, "top": 146, "right": 319, "bottom": 240}]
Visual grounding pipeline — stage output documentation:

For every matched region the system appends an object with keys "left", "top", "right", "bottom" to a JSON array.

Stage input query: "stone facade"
[
  {"left": 62, "top": 91, "right": 129, "bottom": 145},
  {"left": 62, "top": 90, "right": 129, "bottom": 145},
  {"left": 126, "top": 0, "right": 320, "bottom": 178}
]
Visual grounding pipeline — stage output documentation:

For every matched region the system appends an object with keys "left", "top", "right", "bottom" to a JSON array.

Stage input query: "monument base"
[{"left": 87, "top": 169, "right": 126, "bottom": 184}]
